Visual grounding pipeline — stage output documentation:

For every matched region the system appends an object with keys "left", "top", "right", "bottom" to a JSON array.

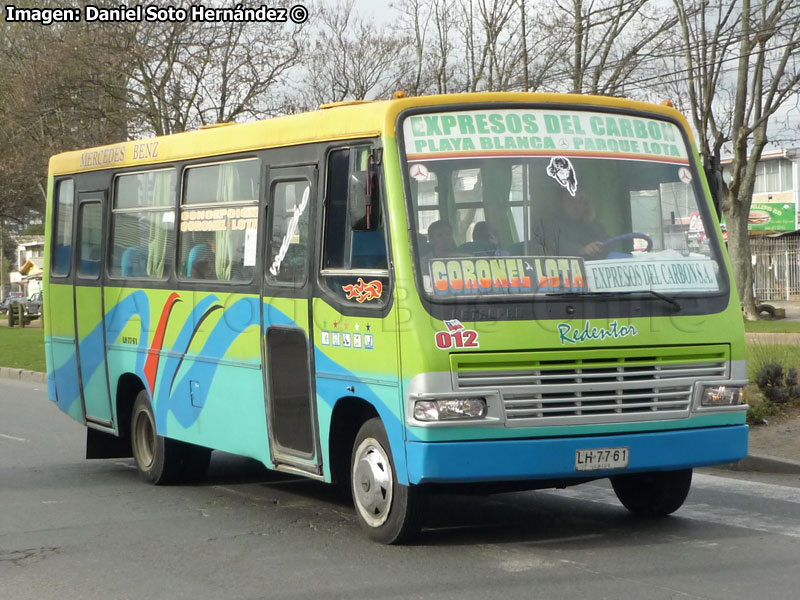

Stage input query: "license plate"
[{"left": 575, "top": 447, "right": 629, "bottom": 471}]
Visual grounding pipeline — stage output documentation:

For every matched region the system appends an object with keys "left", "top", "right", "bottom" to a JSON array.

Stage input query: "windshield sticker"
[
  {"left": 180, "top": 206, "right": 258, "bottom": 233},
  {"left": 558, "top": 320, "right": 638, "bottom": 346},
  {"left": 403, "top": 109, "right": 688, "bottom": 163},
  {"left": 547, "top": 156, "right": 578, "bottom": 196},
  {"left": 409, "top": 163, "right": 429, "bottom": 181},
  {"left": 444, "top": 319, "right": 464, "bottom": 331},
  {"left": 429, "top": 256, "right": 586, "bottom": 296},
  {"left": 342, "top": 278, "right": 383, "bottom": 302},
  {"left": 678, "top": 167, "right": 692, "bottom": 184},
  {"left": 435, "top": 321, "right": 479, "bottom": 350},
  {"left": 584, "top": 258, "right": 719, "bottom": 293},
  {"left": 269, "top": 186, "right": 310, "bottom": 276}
]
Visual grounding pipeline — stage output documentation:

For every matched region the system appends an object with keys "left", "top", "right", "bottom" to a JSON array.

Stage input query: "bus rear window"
[{"left": 51, "top": 179, "right": 75, "bottom": 277}]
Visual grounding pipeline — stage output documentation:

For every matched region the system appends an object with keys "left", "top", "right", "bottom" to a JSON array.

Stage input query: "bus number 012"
[{"left": 435, "top": 330, "right": 479, "bottom": 349}]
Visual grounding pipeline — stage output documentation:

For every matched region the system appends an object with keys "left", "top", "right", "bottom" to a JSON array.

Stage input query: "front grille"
[{"left": 451, "top": 346, "right": 728, "bottom": 426}]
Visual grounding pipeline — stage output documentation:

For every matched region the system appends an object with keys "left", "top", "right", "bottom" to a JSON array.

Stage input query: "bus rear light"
[
  {"left": 413, "top": 398, "right": 488, "bottom": 421},
  {"left": 701, "top": 386, "right": 742, "bottom": 406}
]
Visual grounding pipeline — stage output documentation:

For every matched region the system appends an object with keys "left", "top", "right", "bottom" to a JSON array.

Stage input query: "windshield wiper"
[
  {"left": 545, "top": 290, "right": 681, "bottom": 312},
  {"left": 545, "top": 291, "right": 617, "bottom": 298},
  {"left": 636, "top": 290, "right": 681, "bottom": 312}
]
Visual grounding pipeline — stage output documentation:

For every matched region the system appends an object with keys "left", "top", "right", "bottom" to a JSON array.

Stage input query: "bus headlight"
[
  {"left": 701, "top": 386, "right": 742, "bottom": 406},
  {"left": 413, "top": 397, "right": 488, "bottom": 421}
]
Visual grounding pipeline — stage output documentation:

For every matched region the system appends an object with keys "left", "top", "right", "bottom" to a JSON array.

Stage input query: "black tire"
[
  {"left": 130, "top": 390, "right": 185, "bottom": 485},
  {"left": 756, "top": 303, "right": 776, "bottom": 319},
  {"left": 351, "top": 418, "right": 425, "bottom": 544},
  {"left": 611, "top": 468, "right": 693, "bottom": 517}
]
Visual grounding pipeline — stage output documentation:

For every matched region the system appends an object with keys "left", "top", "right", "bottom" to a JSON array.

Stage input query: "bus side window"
[
  {"left": 177, "top": 159, "right": 260, "bottom": 282},
  {"left": 110, "top": 169, "right": 176, "bottom": 280},
  {"left": 51, "top": 179, "right": 75, "bottom": 277},
  {"left": 321, "top": 146, "right": 389, "bottom": 307}
]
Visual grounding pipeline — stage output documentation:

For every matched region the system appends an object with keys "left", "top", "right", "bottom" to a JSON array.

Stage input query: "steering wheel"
[{"left": 601, "top": 232, "right": 653, "bottom": 252}]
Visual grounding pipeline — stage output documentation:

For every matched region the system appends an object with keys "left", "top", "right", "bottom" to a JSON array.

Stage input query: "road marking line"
[
  {"left": 549, "top": 481, "right": 800, "bottom": 539},
  {"left": 0, "top": 432, "right": 28, "bottom": 442},
  {"left": 693, "top": 472, "right": 800, "bottom": 505}
]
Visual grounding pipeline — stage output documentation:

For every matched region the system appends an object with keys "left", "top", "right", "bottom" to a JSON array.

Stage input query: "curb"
[
  {"left": 0, "top": 367, "right": 47, "bottom": 384},
  {"left": 746, "top": 332, "right": 800, "bottom": 345},
  {"left": 715, "top": 454, "right": 800, "bottom": 475}
]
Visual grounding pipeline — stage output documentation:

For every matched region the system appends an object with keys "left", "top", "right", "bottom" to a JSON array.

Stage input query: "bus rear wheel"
[
  {"left": 351, "top": 418, "right": 424, "bottom": 544},
  {"left": 131, "top": 390, "right": 185, "bottom": 485},
  {"left": 611, "top": 468, "right": 693, "bottom": 517}
]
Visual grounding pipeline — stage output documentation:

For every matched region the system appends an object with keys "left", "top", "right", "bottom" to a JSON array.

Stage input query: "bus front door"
[
  {"left": 74, "top": 193, "right": 114, "bottom": 428},
  {"left": 261, "top": 165, "right": 321, "bottom": 475}
]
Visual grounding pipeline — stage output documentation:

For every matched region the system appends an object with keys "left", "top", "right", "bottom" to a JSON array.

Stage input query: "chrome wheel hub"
[{"left": 352, "top": 438, "right": 393, "bottom": 527}]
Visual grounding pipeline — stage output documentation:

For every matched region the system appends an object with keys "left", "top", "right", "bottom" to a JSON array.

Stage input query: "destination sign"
[
  {"left": 429, "top": 256, "right": 586, "bottom": 296},
  {"left": 428, "top": 255, "right": 720, "bottom": 296},
  {"left": 404, "top": 109, "right": 688, "bottom": 162},
  {"left": 584, "top": 258, "right": 720, "bottom": 293}
]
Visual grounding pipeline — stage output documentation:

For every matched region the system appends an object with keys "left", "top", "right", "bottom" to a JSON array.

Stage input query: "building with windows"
[
  {"left": 723, "top": 148, "right": 800, "bottom": 301},
  {"left": 723, "top": 148, "right": 800, "bottom": 233},
  {"left": 9, "top": 236, "right": 45, "bottom": 297}
]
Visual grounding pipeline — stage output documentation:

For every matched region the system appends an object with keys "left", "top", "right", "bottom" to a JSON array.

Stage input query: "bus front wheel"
[
  {"left": 611, "top": 468, "right": 693, "bottom": 517},
  {"left": 131, "top": 391, "right": 185, "bottom": 485},
  {"left": 350, "top": 418, "right": 424, "bottom": 544}
]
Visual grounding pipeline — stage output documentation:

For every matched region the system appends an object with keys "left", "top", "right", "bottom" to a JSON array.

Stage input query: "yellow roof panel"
[{"left": 48, "top": 92, "right": 693, "bottom": 176}]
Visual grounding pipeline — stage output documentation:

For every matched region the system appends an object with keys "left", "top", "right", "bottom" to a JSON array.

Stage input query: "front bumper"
[{"left": 405, "top": 425, "right": 748, "bottom": 484}]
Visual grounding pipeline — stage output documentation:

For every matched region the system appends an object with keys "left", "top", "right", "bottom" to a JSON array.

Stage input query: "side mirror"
[{"left": 350, "top": 150, "right": 381, "bottom": 231}]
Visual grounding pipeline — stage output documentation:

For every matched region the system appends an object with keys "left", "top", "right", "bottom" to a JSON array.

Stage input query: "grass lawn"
[
  {"left": 0, "top": 321, "right": 46, "bottom": 372},
  {"left": 743, "top": 319, "right": 800, "bottom": 333},
  {"left": 746, "top": 343, "right": 800, "bottom": 380}
]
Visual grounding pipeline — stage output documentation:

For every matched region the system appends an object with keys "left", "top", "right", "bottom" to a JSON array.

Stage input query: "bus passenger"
[
  {"left": 553, "top": 189, "right": 608, "bottom": 259},
  {"left": 426, "top": 220, "right": 457, "bottom": 257},
  {"left": 459, "top": 221, "right": 508, "bottom": 256}
]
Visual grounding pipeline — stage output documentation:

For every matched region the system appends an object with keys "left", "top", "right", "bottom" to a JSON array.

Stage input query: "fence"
[{"left": 752, "top": 236, "right": 800, "bottom": 301}]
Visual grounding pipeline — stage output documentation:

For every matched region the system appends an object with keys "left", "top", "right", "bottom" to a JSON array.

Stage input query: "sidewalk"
[{"left": 746, "top": 332, "right": 800, "bottom": 345}]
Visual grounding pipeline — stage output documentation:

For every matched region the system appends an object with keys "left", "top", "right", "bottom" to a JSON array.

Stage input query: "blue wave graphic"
[{"left": 155, "top": 297, "right": 260, "bottom": 431}]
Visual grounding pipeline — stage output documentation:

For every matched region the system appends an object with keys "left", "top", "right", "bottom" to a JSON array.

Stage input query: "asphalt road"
[{"left": 2, "top": 378, "right": 800, "bottom": 600}]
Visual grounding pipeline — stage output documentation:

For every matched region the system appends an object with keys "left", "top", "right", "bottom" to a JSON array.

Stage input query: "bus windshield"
[{"left": 401, "top": 107, "right": 726, "bottom": 301}]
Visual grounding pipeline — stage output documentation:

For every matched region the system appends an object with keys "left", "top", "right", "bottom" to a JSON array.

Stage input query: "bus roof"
[{"left": 47, "top": 92, "right": 692, "bottom": 176}]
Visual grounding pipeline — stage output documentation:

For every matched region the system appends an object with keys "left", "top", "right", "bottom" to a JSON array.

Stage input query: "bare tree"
[
  {"left": 534, "top": 0, "right": 680, "bottom": 95},
  {"left": 298, "top": 0, "right": 408, "bottom": 108},
  {"left": 393, "top": 0, "right": 459, "bottom": 95},
  {"left": 454, "top": 0, "right": 522, "bottom": 92},
  {"left": 117, "top": 0, "right": 305, "bottom": 135},
  {"left": 663, "top": 0, "right": 739, "bottom": 209},
  {"left": 670, "top": 0, "right": 800, "bottom": 318}
]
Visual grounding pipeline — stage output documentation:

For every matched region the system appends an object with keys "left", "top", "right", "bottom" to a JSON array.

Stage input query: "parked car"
[
  {"left": 25, "top": 291, "right": 43, "bottom": 318},
  {"left": 0, "top": 292, "right": 23, "bottom": 315},
  {"left": 5, "top": 292, "right": 41, "bottom": 326}
]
